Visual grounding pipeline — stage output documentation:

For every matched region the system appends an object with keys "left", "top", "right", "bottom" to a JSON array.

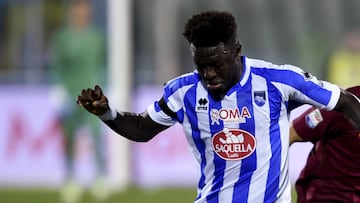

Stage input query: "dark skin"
[
  {"left": 77, "top": 86, "right": 167, "bottom": 142},
  {"left": 192, "top": 42, "right": 242, "bottom": 100},
  {"left": 77, "top": 41, "right": 360, "bottom": 142},
  {"left": 77, "top": 42, "right": 243, "bottom": 141}
]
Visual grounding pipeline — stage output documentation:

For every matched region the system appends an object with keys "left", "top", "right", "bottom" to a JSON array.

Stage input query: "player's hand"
[{"left": 77, "top": 85, "right": 109, "bottom": 116}]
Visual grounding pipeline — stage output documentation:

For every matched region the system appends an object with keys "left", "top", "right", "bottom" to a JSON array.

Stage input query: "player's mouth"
[{"left": 206, "top": 82, "right": 223, "bottom": 90}]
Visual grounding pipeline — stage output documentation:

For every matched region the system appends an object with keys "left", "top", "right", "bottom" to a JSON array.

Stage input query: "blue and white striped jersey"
[{"left": 147, "top": 56, "right": 340, "bottom": 203}]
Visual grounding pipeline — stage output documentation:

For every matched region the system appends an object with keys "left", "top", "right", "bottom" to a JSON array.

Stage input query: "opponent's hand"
[{"left": 77, "top": 85, "right": 109, "bottom": 116}]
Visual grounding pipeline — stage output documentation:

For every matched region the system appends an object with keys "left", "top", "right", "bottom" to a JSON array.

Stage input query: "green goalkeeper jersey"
[{"left": 49, "top": 26, "right": 106, "bottom": 98}]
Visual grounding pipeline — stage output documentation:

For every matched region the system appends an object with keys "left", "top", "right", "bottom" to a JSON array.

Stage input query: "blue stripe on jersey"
[
  {"left": 207, "top": 98, "right": 225, "bottom": 203},
  {"left": 154, "top": 101, "right": 162, "bottom": 112},
  {"left": 163, "top": 72, "right": 200, "bottom": 123},
  {"left": 232, "top": 81, "right": 257, "bottom": 202},
  {"left": 177, "top": 109, "right": 185, "bottom": 123},
  {"left": 254, "top": 68, "right": 332, "bottom": 105},
  {"left": 264, "top": 83, "right": 282, "bottom": 201},
  {"left": 183, "top": 84, "right": 207, "bottom": 201},
  {"left": 163, "top": 72, "right": 200, "bottom": 101}
]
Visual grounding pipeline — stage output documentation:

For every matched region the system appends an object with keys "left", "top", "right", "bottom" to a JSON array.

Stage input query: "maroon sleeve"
[
  {"left": 292, "top": 107, "right": 336, "bottom": 143},
  {"left": 346, "top": 85, "right": 360, "bottom": 97},
  {"left": 293, "top": 86, "right": 360, "bottom": 142}
]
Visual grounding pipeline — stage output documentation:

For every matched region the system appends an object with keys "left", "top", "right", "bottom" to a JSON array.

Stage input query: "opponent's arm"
[
  {"left": 334, "top": 89, "right": 360, "bottom": 131},
  {"left": 289, "top": 123, "right": 304, "bottom": 145},
  {"left": 77, "top": 85, "right": 169, "bottom": 142}
]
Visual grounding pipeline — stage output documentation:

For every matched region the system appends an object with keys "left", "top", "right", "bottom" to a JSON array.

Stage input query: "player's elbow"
[
  {"left": 132, "top": 135, "right": 153, "bottom": 142},
  {"left": 123, "top": 131, "right": 158, "bottom": 142}
]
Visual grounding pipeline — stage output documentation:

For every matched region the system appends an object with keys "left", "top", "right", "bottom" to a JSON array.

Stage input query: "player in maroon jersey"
[{"left": 290, "top": 85, "right": 360, "bottom": 203}]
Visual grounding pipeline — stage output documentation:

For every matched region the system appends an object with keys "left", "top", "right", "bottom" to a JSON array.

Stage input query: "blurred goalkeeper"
[
  {"left": 77, "top": 10, "right": 360, "bottom": 203},
  {"left": 290, "top": 85, "right": 360, "bottom": 203},
  {"left": 48, "top": 0, "right": 107, "bottom": 202}
]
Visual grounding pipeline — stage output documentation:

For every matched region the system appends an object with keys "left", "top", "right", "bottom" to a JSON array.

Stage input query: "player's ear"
[
  {"left": 232, "top": 39, "right": 241, "bottom": 57},
  {"left": 235, "top": 42, "right": 241, "bottom": 54}
]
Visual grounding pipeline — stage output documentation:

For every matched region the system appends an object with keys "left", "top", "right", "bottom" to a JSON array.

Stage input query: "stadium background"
[{"left": 1, "top": 0, "right": 360, "bottom": 202}]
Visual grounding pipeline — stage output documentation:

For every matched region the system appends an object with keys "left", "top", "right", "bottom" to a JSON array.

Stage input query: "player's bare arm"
[
  {"left": 102, "top": 111, "right": 169, "bottom": 142},
  {"left": 77, "top": 85, "right": 169, "bottom": 142},
  {"left": 289, "top": 124, "right": 303, "bottom": 145},
  {"left": 334, "top": 89, "right": 360, "bottom": 131}
]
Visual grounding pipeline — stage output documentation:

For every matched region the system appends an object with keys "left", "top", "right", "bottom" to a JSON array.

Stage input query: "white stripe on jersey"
[
  {"left": 147, "top": 56, "right": 340, "bottom": 203},
  {"left": 247, "top": 73, "right": 271, "bottom": 202},
  {"left": 194, "top": 82, "right": 215, "bottom": 202}
]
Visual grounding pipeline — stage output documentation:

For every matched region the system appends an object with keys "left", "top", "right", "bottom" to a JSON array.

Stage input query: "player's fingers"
[
  {"left": 76, "top": 96, "right": 81, "bottom": 106},
  {"left": 76, "top": 95, "right": 87, "bottom": 106},
  {"left": 94, "top": 85, "right": 103, "bottom": 99},
  {"left": 77, "top": 93, "right": 90, "bottom": 106},
  {"left": 84, "top": 88, "right": 95, "bottom": 100},
  {"left": 77, "top": 89, "right": 92, "bottom": 105},
  {"left": 95, "top": 85, "right": 102, "bottom": 92}
]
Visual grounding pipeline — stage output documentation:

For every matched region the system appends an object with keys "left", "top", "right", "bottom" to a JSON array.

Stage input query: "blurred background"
[{"left": 1, "top": 0, "right": 360, "bottom": 203}]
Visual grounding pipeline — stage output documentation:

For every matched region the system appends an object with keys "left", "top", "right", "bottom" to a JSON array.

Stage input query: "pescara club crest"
[
  {"left": 254, "top": 91, "right": 266, "bottom": 106},
  {"left": 212, "top": 128, "right": 256, "bottom": 160}
]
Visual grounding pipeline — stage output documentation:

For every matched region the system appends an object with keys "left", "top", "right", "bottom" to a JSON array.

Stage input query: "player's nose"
[{"left": 203, "top": 66, "right": 217, "bottom": 79}]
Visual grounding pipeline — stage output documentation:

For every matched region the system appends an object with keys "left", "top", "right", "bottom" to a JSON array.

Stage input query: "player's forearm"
[
  {"left": 343, "top": 106, "right": 360, "bottom": 131},
  {"left": 289, "top": 124, "right": 304, "bottom": 145},
  {"left": 102, "top": 111, "right": 168, "bottom": 142},
  {"left": 335, "top": 90, "right": 360, "bottom": 131}
]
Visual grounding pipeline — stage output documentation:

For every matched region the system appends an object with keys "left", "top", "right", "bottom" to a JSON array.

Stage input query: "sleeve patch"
[{"left": 305, "top": 109, "right": 323, "bottom": 129}]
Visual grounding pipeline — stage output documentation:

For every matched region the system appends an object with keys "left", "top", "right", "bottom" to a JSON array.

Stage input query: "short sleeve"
[{"left": 292, "top": 107, "right": 336, "bottom": 142}]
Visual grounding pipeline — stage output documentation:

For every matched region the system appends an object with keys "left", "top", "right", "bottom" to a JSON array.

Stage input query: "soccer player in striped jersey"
[
  {"left": 290, "top": 85, "right": 360, "bottom": 203},
  {"left": 77, "top": 11, "right": 360, "bottom": 203}
]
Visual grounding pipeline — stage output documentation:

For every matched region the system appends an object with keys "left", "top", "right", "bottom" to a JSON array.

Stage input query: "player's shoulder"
[
  {"left": 164, "top": 71, "right": 200, "bottom": 91},
  {"left": 246, "top": 56, "right": 302, "bottom": 73},
  {"left": 245, "top": 56, "right": 276, "bottom": 69},
  {"left": 244, "top": 56, "right": 305, "bottom": 82}
]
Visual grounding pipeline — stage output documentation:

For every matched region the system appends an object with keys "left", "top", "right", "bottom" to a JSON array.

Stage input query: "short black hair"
[{"left": 183, "top": 11, "right": 237, "bottom": 47}]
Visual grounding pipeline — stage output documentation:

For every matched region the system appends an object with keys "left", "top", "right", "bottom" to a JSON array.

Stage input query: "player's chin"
[{"left": 208, "top": 89, "right": 225, "bottom": 101}]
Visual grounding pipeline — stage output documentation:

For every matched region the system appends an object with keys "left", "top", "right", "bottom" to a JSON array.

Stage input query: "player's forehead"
[{"left": 191, "top": 43, "right": 230, "bottom": 65}]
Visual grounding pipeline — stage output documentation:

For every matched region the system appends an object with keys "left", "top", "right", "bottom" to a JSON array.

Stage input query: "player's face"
[{"left": 193, "top": 43, "right": 241, "bottom": 100}]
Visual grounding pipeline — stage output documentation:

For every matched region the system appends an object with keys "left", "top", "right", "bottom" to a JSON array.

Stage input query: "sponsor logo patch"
[
  {"left": 210, "top": 107, "right": 251, "bottom": 125},
  {"left": 305, "top": 109, "right": 323, "bottom": 129},
  {"left": 212, "top": 128, "right": 256, "bottom": 160}
]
